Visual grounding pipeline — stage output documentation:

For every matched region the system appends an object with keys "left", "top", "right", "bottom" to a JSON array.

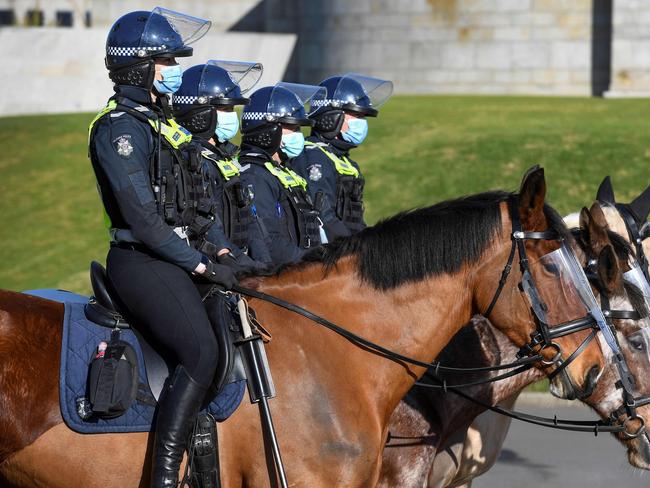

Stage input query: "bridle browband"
[{"left": 229, "top": 195, "right": 646, "bottom": 437}]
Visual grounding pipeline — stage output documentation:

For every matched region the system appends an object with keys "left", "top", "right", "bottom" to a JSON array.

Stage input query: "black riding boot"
[{"left": 152, "top": 366, "right": 208, "bottom": 488}]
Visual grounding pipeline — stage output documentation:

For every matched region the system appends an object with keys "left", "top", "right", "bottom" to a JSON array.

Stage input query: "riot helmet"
[
  {"left": 105, "top": 7, "right": 210, "bottom": 90},
  {"left": 311, "top": 73, "right": 393, "bottom": 140},
  {"left": 173, "top": 60, "right": 262, "bottom": 140},
  {"left": 241, "top": 83, "right": 325, "bottom": 155}
]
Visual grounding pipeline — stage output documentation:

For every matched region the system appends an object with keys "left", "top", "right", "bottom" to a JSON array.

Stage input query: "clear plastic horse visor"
[
  {"left": 139, "top": 7, "right": 211, "bottom": 55},
  {"left": 623, "top": 263, "right": 650, "bottom": 318},
  {"left": 524, "top": 245, "right": 620, "bottom": 353}
]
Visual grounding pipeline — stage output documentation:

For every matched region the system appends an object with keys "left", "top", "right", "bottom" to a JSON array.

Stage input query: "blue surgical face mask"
[
  {"left": 153, "top": 64, "right": 183, "bottom": 94},
  {"left": 341, "top": 117, "right": 368, "bottom": 145},
  {"left": 280, "top": 131, "right": 305, "bottom": 159},
  {"left": 215, "top": 110, "right": 240, "bottom": 142}
]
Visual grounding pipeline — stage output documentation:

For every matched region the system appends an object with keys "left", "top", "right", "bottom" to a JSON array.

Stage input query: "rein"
[
  {"left": 231, "top": 283, "right": 637, "bottom": 436},
  {"left": 230, "top": 196, "right": 646, "bottom": 437}
]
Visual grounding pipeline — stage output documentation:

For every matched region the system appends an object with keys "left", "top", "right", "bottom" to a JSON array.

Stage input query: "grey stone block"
[
  {"left": 441, "top": 43, "right": 478, "bottom": 69},
  {"left": 493, "top": 26, "right": 531, "bottom": 41},
  {"left": 475, "top": 43, "right": 511, "bottom": 69},
  {"left": 511, "top": 42, "right": 550, "bottom": 69},
  {"left": 411, "top": 41, "right": 443, "bottom": 69}
]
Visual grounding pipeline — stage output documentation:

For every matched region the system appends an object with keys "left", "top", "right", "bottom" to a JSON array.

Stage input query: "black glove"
[
  {"left": 202, "top": 260, "right": 237, "bottom": 289},
  {"left": 217, "top": 252, "right": 268, "bottom": 274}
]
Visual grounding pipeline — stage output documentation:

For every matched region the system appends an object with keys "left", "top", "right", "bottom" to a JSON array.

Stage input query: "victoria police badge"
[
  {"left": 114, "top": 134, "right": 133, "bottom": 158},
  {"left": 308, "top": 164, "right": 322, "bottom": 182}
]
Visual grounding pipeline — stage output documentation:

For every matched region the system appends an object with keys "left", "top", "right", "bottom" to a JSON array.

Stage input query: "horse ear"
[
  {"left": 596, "top": 176, "right": 616, "bottom": 205},
  {"left": 629, "top": 186, "right": 650, "bottom": 223},
  {"left": 587, "top": 203, "right": 611, "bottom": 255},
  {"left": 579, "top": 207, "right": 590, "bottom": 233},
  {"left": 518, "top": 165, "right": 546, "bottom": 230},
  {"left": 597, "top": 244, "right": 621, "bottom": 295}
]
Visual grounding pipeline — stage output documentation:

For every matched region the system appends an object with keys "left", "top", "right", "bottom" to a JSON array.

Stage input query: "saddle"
[{"left": 84, "top": 261, "right": 245, "bottom": 401}]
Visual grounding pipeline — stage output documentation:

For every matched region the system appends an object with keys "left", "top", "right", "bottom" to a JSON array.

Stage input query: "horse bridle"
[
  {"left": 603, "top": 203, "right": 650, "bottom": 435},
  {"left": 482, "top": 197, "right": 630, "bottom": 387}
]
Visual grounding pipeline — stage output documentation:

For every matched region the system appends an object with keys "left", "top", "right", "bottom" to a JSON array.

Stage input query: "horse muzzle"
[{"left": 549, "top": 364, "right": 600, "bottom": 400}]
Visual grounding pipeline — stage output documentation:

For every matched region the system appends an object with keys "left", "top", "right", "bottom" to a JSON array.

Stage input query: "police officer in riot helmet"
[
  {"left": 292, "top": 73, "right": 393, "bottom": 241},
  {"left": 238, "top": 83, "right": 327, "bottom": 265},
  {"left": 173, "top": 61, "right": 267, "bottom": 273},
  {"left": 89, "top": 8, "right": 235, "bottom": 487}
]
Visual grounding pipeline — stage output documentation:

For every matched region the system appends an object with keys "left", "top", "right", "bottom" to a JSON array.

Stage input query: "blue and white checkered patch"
[
  {"left": 172, "top": 95, "right": 199, "bottom": 105},
  {"left": 241, "top": 112, "right": 282, "bottom": 121},
  {"left": 107, "top": 45, "right": 166, "bottom": 57}
]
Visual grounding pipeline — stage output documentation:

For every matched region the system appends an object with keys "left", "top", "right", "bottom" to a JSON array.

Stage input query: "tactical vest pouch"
[
  {"left": 289, "top": 194, "right": 322, "bottom": 249},
  {"left": 336, "top": 175, "right": 365, "bottom": 227},
  {"left": 87, "top": 330, "right": 139, "bottom": 419}
]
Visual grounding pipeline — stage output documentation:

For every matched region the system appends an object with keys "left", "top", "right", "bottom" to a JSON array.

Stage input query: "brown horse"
[
  {"left": 377, "top": 203, "right": 650, "bottom": 488},
  {"left": 0, "top": 168, "right": 608, "bottom": 487}
]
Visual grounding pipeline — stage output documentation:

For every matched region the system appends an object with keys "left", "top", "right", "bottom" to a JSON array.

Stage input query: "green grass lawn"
[{"left": 1, "top": 95, "right": 649, "bottom": 297}]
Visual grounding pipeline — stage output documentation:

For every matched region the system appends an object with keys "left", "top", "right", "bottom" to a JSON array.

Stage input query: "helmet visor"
[
  {"left": 139, "top": 7, "right": 211, "bottom": 56},
  {"left": 268, "top": 83, "right": 327, "bottom": 122},
  {"left": 332, "top": 73, "right": 393, "bottom": 111},
  {"left": 204, "top": 60, "right": 263, "bottom": 96}
]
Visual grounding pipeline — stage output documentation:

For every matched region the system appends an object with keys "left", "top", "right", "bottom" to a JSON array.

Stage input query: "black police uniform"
[
  {"left": 198, "top": 139, "right": 256, "bottom": 254},
  {"left": 89, "top": 85, "right": 229, "bottom": 389},
  {"left": 292, "top": 133, "right": 365, "bottom": 240},
  {"left": 239, "top": 146, "right": 322, "bottom": 266}
]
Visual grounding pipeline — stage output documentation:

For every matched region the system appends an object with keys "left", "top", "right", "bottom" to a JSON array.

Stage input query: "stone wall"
[
  {"left": 0, "top": 0, "right": 259, "bottom": 30},
  {"left": 239, "top": 0, "right": 596, "bottom": 95},
  {"left": 607, "top": 0, "right": 650, "bottom": 97},
  {"left": 0, "top": 27, "right": 295, "bottom": 116},
  {"left": 2, "top": 0, "right": 648, "bottom": 98}
]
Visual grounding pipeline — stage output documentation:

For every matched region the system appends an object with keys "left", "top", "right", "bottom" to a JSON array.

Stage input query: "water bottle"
[{"left": 95, "top": 341, "right": 108, "bottom": 359}]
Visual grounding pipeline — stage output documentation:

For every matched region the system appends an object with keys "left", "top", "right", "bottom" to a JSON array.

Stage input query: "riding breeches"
[{"left": 106, "top": 246, "right": 219, "bottom": 388}]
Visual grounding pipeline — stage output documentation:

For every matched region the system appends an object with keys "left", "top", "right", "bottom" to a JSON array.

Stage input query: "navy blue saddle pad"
[{"left": 25, "top": 289, "right": 245, "bottom": 434}]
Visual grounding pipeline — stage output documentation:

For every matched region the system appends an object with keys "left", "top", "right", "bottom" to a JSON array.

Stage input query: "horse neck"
[
  {"left": 254, "top": 251, "right": 498, "bottom": 420},
  {"left": 430, "top": 319, "right": 545, "bottom": 438}
]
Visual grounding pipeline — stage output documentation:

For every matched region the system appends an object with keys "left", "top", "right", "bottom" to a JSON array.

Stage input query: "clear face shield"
[
  {"left": 267, "top": 83, "right": 327, "bottom": 123},
  {"left": 199, "top": 60, "right": 263, "bottom": 100},
  {"left": 139, "top": 7, "right": 211, "bottom": 54},
  {"left": 523, "top": 244, "right": 619, "bottom": 352},
  {"left": 332, "top": 73, "right": 394, "bottom": 110},
  {"left": 623, "top": 263, "right": 650, "bottom": 319}
]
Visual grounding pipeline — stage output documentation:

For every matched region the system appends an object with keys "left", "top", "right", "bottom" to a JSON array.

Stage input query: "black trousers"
[{"left": 106, "top": 246, "right": 218, "bottom": 388}]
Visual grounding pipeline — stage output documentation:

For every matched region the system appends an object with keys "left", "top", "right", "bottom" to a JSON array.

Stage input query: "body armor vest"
[
  {"left": 88, "top": 97, "right": 216, "bottom": 248},
  {"left": 306, "top": 141, "right": 365, "bottom": 232},
  {"left": 255, "top": 160, "right": 322, "bottom": 249},
  {"left": 201, "top": 150, "right": 253, "bottom": 251}
]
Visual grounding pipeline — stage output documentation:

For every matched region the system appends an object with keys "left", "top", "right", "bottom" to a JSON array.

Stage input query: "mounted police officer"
[
  {"left": 292, "top": 73, "right": 393, "bottom": 240},
  {"left": 173, "top": 60, "right": 267, "bottom": 273},
  {"left": 88, "top": 8, "right": 236, "bottom": 487},
  {"left": 238, "top": 83, "right": 327, "bottom": 265}
]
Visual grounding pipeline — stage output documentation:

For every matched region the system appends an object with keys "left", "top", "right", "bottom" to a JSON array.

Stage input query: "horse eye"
[
  {"left": 543, "top": 262, "right": 560, "bottom": 276},
  {"left": 627, "top": 334, "right": 647, "bottom": 352}
]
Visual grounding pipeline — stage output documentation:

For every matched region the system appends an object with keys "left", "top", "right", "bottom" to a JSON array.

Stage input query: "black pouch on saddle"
[{"left": 87, "top": 329, "right": 139, "bottom": 419}]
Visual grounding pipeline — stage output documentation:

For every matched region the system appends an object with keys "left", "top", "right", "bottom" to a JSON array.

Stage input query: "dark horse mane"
[{"left": 255, "top": 190, "right": 571, "bottom": 291}]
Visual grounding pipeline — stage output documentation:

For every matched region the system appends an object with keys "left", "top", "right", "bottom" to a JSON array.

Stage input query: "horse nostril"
[{"left": 583, "top": 365, "right": 601, "bottom": 397}]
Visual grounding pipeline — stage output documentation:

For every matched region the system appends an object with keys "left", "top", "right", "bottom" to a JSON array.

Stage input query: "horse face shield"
[
  {"left": 525, "top": 244, "right": 608, "bottom": 334},
  {"left": 623, "top": 264, "right": 650, "bottom": 318}
]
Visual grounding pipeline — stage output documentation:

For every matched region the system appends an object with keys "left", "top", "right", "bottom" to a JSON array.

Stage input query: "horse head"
[{"left": 477, "top": 166, "right": 606, "bottom": 401}]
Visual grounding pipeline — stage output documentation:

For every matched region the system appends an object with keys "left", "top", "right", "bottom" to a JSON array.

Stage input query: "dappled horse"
[
  {"left": 0, "top": 168, "right": 611, "bottom": 487},
  {"left": 378, "top": 195, "right": 650, "bottom": 488}
]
